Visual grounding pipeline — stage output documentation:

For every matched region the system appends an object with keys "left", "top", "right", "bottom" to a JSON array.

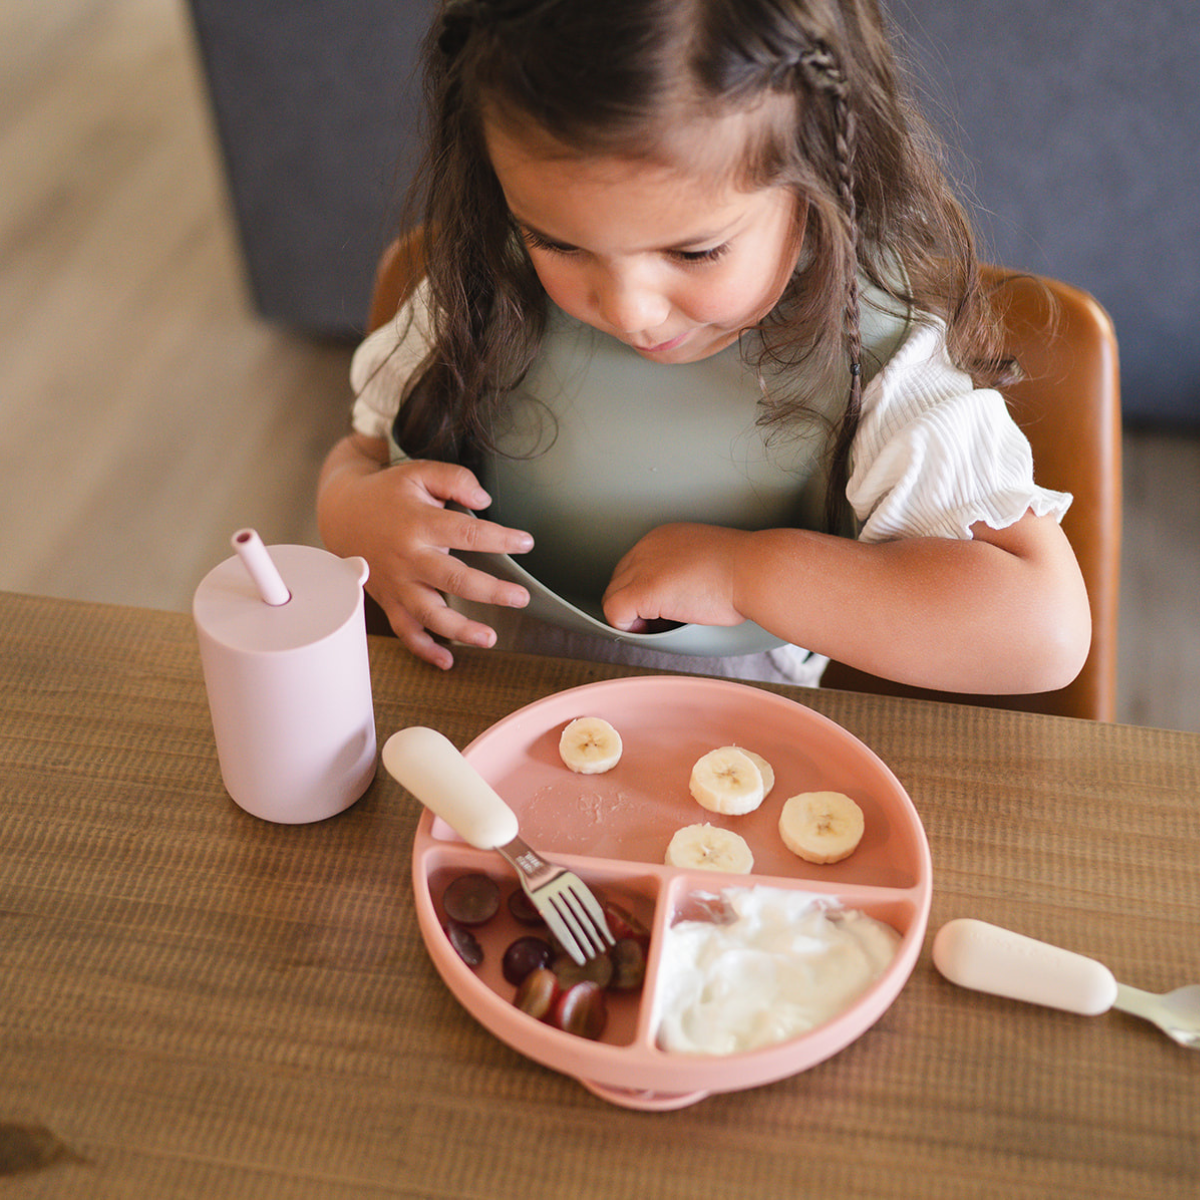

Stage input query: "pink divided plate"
[{"left": 411, "top": 675, "right": 931, "bottom": 1110}]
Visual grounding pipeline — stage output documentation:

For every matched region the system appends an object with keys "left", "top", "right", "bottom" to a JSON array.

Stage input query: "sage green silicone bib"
[{"left": 399, "top": 288, "right": 908, "bottom": 657}]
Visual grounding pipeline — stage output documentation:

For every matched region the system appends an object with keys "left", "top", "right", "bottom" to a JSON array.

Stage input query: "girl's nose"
[{"left": 594, "top": 267, "right": 670, "bottom": 335}]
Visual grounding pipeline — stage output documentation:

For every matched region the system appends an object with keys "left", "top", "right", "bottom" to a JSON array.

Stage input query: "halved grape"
[
  {"left": 601, "top": 899, "right": 650, "bottom": 946},
  {"left": 445, "top": 920, "right": 484, "bottom": 967},
  {"left": 442, "top": 873, "right": 501, "bottom": 926},
  {"left": 513, "top": 967, "right": 560, "bottom": 1021},
  {"left": 502, "top": 935, "right": 555, "bottom": 985},
  {"left": 608, "top": 937, "right": 647, "bottom": 991},
  {"left": 506, "top": 888, "right": 543, "bottom": 927},
  {"left": 552, "top": 950, "right": 614, "bottom": 991},
  {"left": 552, "top": 981, "right": 608, "bottom": 1040}
]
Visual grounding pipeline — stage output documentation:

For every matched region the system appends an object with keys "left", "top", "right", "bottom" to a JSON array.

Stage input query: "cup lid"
[{"left": 193, "top": 544, "right": 368, "bottom": 652}]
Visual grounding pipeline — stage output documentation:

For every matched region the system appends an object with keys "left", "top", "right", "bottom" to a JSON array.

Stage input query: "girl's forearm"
[{"left": 734, "top": 515, "right": 1091, "bottom": 694}]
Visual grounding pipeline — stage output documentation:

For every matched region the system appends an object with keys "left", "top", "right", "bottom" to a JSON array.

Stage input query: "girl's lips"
[{"left": 634, "top": 329, "right": 692, "bottom": 355}]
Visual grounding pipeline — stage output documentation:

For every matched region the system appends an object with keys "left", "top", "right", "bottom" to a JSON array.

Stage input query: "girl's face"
[{"left": 485, "top": 120, "right": 804, "bottom": 364}]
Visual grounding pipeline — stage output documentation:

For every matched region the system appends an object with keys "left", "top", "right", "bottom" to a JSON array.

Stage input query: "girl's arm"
[
  {"left": 316, "top": 433, "right": 534, "bottom": 669},
  {"left": 601, "top": 512, "right": 1091, "bottom": 694}
]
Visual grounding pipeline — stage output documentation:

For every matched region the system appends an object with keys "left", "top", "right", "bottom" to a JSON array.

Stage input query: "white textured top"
[
  {"left": 348, "top": 281, "right": 1070, "bottom": 684},
  {"left": 847, "top": 320, "right": 1070, "bottom": 542}
]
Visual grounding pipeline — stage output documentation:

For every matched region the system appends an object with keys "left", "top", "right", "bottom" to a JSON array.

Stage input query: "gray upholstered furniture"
[{"left": 187, "top": 0, "right": 1199, "bottom": 423}]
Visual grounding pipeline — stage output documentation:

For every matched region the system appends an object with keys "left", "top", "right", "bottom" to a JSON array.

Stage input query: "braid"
[{"left": 795, "top": 42, "right": 863, "bottom": 533}]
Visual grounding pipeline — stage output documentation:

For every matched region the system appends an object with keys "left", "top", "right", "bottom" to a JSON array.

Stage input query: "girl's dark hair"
[{"left": 392, "top": 0, "right": 1011, "bottom": 531}]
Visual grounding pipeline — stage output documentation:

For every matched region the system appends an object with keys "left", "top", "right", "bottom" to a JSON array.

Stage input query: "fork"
[{"left": 382, "top": 726, "right": 614, "bottom": 965}]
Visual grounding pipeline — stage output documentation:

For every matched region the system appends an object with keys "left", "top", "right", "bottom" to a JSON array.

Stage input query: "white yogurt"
[{"left": 653, "top": 887, "right": 900, "bottom": 1055}]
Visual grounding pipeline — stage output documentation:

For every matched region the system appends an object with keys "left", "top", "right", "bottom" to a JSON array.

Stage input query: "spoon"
[{"left": 932, "top": 918, "right": 1200, "bottom": 1049}]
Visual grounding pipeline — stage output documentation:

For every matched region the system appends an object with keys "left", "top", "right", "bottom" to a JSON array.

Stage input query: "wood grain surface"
[{"left": 2, "top": 592, "right": 1197, "bottom": 1198}]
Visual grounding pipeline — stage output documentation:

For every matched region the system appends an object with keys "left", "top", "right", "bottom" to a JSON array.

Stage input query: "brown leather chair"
[
  {"left": 367, "top": 229, "right": 427, "bottom": 333},
  {"left": 368, "top": 237, "right": 1121, "bottom": 720}
]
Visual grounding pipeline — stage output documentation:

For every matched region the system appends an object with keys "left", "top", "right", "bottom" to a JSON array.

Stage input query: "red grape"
[
  {"left": 506, "top": 888, "right": 544, "bottom": 926},
  {"left": 601, "top": 899, "right": 650, "bottom": 946},
  {"left": 608, "top": 937, "right": 647, "bottom": 991},
  {"left": 552, "top": 981, "right": 608, "bottom": 1040},
  {"left": 445, "top": 920, "right": 484, "bottom": 967},
  {"left": 442, "top": 873, "right": 501, "bottom": 926},
  {"left": 513, "top": 967, "right": 560, "bottom": 1020},
  {"left": 552, "top": 950, "right": 614, "bottom": 991},
  {"left": 502, "top": 935, "right": 555, "bottom": 985}
]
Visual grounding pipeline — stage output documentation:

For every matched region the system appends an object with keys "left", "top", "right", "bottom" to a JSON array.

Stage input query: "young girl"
[{"left": 317, "top": 0, "right": 1090, "bottom": 693}]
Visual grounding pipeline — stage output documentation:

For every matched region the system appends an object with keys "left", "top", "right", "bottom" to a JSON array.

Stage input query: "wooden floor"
[{"left": 3, "top": 0, "right": 1198, "bottom": 732}]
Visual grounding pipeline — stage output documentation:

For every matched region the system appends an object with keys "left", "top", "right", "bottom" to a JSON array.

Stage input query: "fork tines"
[
  {"left": 544, "top": 878, "right": 614, "bottom": 963},
  {"left": 497, "top": 837, "right": 613, "bottom": 965}
]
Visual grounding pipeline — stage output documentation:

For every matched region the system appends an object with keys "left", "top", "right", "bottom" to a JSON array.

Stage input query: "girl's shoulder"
[
  {"left": 860, "top": 308, "right": 973, "bottom": 415},
  {"left": 349, "top": 278, "right": 436, "bottom": 438},
  {"left": 351, "top": 277, "right": 435, "bottom": 386}
]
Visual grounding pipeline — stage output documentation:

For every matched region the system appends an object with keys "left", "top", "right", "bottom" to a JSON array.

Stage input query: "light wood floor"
[{"left": 4, "top": 0, "right": 1198, "bottom": 732}]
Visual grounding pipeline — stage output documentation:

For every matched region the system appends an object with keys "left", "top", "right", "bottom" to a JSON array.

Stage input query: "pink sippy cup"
[{"left": 193, "top": 529, "right": 376, "bottom": 823}]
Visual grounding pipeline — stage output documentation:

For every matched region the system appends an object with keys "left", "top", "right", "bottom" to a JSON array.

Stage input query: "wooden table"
[{"left": 2, "top": 591, "right": 1197, "bottom": 1198}]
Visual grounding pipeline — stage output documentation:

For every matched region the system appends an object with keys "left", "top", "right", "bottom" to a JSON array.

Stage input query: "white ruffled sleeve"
[
  {"left": 348, "top": 279, "right": 435, "bottom": 439},
  {"left": 847, "top": 319, "right": 1072, "bottom": 544}
]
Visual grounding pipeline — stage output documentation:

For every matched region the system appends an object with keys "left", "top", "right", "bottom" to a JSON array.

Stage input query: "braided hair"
[
  {"left": 396, "top": 0, "right": 1007, "bottom": 531},
  {"left": 789, "top": 38, "right": 865, "bottom": 531}
]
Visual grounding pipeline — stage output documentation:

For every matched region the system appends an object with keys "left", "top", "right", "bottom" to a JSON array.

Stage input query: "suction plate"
[{"left": 410, "top": 675, "right": 931, "bottom": 1110}]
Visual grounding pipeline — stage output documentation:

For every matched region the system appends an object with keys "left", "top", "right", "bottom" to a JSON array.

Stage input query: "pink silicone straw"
[{"left": 232, "top": 529, "right": 291, "bottom": 606}]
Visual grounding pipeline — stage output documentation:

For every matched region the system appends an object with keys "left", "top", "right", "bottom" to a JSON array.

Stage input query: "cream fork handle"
[
  {"left": 932, "top": 918, "right": 1119, "bottom": 1015},
  {"left": 382, "top": 726, "right": 519, "bottom": 850}
]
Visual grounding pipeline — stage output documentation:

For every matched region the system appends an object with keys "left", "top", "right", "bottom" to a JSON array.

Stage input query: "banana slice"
[
  {"left": 778, "top": 791, "right": 865, "bottom": 864},
  {"left": 736, "top": 748, "right": 775, "bottom": 798},
  {"left": 665, "top": 824, "right": 754, "bottom": 873},
  {"left": 558, "top": 716, "right": 623, "bottom": 774},
  {"left": 689, "top": 746, "right": 765, "bottom": 815}
]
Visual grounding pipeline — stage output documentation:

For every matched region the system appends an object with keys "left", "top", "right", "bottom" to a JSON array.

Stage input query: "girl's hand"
[
  {"left": 601, "top": 523, "right": 750, "bottom": 632},
  {"left": 317, "top": 435, "right": 533, "bottom": 669}
]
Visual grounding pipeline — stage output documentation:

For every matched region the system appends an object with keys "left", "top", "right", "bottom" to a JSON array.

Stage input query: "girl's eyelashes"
[
  {"left": 520, "top": 227, "right": 577, "bottom": 255},
  {"left": 519, "top": 225, "right": 730, "bottom": 266},
  {"left": 671, "top": 243, "right": 730, "bottom": 265}
]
